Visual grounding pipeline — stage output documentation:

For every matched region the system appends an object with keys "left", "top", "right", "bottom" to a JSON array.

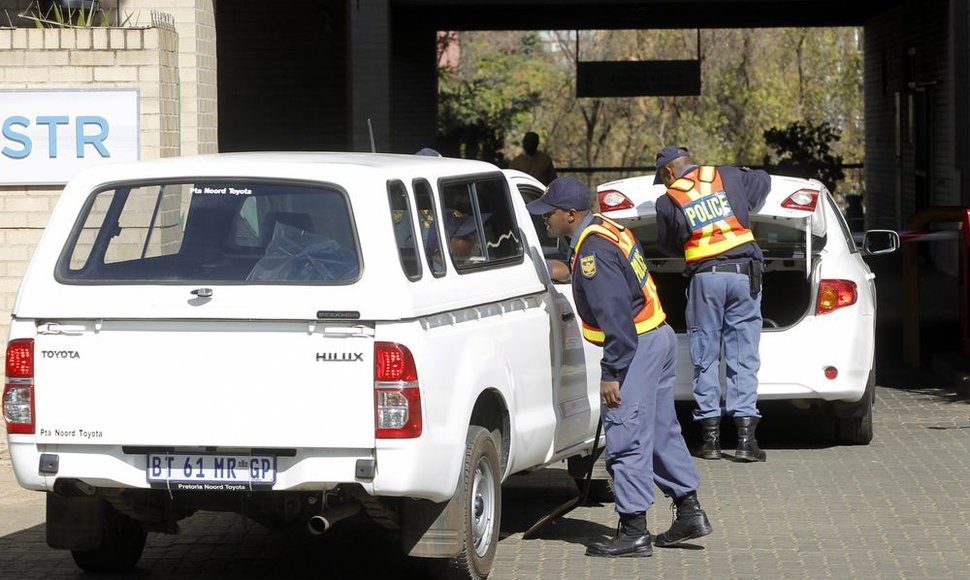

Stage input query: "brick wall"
[
  {"left": 865, "top": 0, "right": 962, "bottom": 276},
  {"left": 0, "top": 25, "right": 180, "bottom": 373},
  {"left": 865, "top": 0, "right": 955, "bottom": 230},
  {"left": 126, "top": 0, "right": 218, "bottom": 156}
]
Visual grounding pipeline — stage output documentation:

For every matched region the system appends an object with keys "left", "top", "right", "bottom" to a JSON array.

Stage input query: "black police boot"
[
  {"left": 585, "top": 512, "right": 653, "bottom": 558},
  {"left": 654, "top": 491, "right": 713, "bottom": 547},
  {"left": 695, "top": 417, "right": 722, "bottom": 460},
  {"left": 734, "top": 416, "right": 767, "bottom": 462}
]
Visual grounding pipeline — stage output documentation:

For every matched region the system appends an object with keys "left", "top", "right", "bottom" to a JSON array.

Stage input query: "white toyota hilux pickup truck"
[{"left": 2, "top": 153, "right": 603, "bottom": 579}]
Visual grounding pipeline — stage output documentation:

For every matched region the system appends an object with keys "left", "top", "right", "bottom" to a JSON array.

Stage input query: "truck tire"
[
  {"left": 574, "top": 476, "right": 615, "bottom": 504},
  {"left": 567, "top": 452, "right": 614, "bottom": 503},
  {"left": 70, "top": 503, "right": 146, "bottom": 573},
  {"left": 435, "top": 426, "right": 501, "bottom": 580}
]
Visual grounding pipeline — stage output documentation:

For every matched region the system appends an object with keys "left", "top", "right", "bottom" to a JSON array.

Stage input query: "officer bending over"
[{"left": 654, "top": 146, "right": 771, "bottom": 462}]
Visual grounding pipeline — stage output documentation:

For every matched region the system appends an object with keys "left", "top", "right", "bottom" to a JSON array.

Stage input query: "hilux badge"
[{"left": 316, "top": 352, "right": 364, "bottom": 362}]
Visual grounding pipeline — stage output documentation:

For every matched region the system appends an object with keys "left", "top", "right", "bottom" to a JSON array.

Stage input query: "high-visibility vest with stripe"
[
  {"left": 666, "top": 166, "right": 755, "bottom": 262},
  {"left": 571, "top": 214, "right": 666, "bottom": 345}
]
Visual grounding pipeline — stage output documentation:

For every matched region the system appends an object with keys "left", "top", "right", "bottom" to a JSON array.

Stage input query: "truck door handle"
[{"left": 561, "top": 311, "right": 575, "bottom": 322}]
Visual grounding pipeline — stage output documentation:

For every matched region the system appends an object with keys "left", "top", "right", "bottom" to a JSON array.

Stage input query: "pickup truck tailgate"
[{"left": 32, "top": 320, "right": 376, "bottom": 449}]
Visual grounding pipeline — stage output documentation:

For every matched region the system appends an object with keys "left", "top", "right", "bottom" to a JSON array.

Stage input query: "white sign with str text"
[{"left": 0, "top": 89, "right": 139, "bottom": 185}]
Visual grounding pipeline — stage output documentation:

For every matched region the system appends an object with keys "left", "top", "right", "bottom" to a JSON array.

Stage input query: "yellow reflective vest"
[
  {"left": 665, "top": 166, "right": 755, "bottom": 262},
  {"left": 571, "top": 214, "right": 666, "bottom": 345}
]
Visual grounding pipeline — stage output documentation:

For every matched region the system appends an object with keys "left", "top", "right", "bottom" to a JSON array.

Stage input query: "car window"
[
  {"left": 752, "top": 221, "right": 809, "bottom": 258},
  {"left": 439, "top": 174, "right": 523, "bottom": 271},
  {"left": 388, "top": 180, "right": 422, "bottom": 280},
  {"left": 59, "top": 180, "right": 360, "bottom": 284},
  {"left": 413, "top": 178, "right": 446, "bottom": 277}
]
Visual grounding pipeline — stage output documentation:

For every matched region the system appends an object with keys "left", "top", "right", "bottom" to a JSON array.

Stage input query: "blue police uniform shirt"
[
  {"left": 656, "top": 164, "right": 771, "bottom": 276},
  {"left": 569, "top": 212, "right": 647, "bottom": 383}
]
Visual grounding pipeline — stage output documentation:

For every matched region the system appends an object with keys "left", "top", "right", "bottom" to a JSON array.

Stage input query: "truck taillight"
[
  {"left": 4, "top": 339, "right": 35, "bottom": 434},
  {"left": 816, "top": 279, "right": 857, "bottom": 315},
  {"left": 374, "top": 342, "right": 422, "bottom": 438},
  {"left": 598, "top": 189, "right": 633, "bottom": 212}
]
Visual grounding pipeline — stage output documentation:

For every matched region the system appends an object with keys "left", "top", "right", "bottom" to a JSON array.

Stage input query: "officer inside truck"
[{"left": 428, "top": 209, "right": 489, "bottom": 269}]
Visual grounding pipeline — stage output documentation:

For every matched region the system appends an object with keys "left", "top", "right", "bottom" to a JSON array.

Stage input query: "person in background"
[
  {"left": 528, "top": 176, "right": 712, "bottom": 557},
  {"left": 509, "top": 132, "right": 557, "bottom": 185},
  {"left": 653, "top": 145, "right": 771, "bottom": 463}
]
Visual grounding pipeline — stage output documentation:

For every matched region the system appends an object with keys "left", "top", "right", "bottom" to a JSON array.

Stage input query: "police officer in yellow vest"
[
  {"left": 528, "top": 176, "right": 711, "bottom": 557},
  {"left": 654, "top": 146, "right": 771, "bottom": 463}
]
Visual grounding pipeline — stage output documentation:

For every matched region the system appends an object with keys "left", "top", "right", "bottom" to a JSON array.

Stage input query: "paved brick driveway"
[{"left": 2, "top": 383, "right": 969, "bottom": 579}]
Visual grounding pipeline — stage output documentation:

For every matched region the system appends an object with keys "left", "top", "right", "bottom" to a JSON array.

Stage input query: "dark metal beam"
[{"left": 392, "top": 0, "right": 908, "bottom": 30}]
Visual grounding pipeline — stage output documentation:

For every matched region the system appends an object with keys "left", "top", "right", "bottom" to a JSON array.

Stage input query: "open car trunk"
[{"left": 619, "top": 175, "right": 826, "bottom": 332}]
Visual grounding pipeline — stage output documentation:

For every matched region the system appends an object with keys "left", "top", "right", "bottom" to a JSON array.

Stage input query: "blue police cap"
[
  {"left": 415, "top": 147, "right": 441, "bottom": 157},
  {"left": 654, "top": 145, "right": 689, "bottom": 184},
  {"left": 444, "top": 209, "right": 489, "bottom": 238},
  {"left": 526, "top": 176, "right": 592, "bottom": 215}
]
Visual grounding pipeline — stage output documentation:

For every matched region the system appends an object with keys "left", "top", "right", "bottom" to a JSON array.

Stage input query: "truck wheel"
[
  {"left": 436, "top": 426, "right": 501, "bottom": 580},
  {"left": 574, "top": 476, "right": 615, "bottom": 504},
  {"left": 71, "top": 503, "right": 146, "bottom": 573},
  {"left": 568, "top": 448, "right": 613, "bottom": 503}
]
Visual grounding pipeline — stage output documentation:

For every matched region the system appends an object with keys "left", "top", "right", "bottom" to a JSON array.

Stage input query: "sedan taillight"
[
  {"left": 374, "top": 342, "right": 422, "bottom": 438},
  {"left": 816, "top": 279, "right": 857, "bottom": 315},
  {"left": 598, "top": 189, "right": 634, "bottom": 212},
  {"left": 3, "top": 339, "right": 35, "bottom": 434},
  {"left": 781, "top": 188, "right": 820, "bottom": 212}
]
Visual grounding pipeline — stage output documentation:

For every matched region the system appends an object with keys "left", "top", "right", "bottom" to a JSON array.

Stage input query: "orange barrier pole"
[{"left": 902, "top": 207, "right": 968, "bottom": 367}]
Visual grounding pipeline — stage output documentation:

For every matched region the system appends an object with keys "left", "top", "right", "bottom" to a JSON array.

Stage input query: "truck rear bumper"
[
  {"left": 7, "top": 439, "right": 374, "bottom": 494},
  {"left": 6, "top": 438, "right": 461, "bottom": 502}
]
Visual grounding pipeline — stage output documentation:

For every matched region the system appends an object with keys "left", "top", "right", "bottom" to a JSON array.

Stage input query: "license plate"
[{"left": 147, "top": 453, "right": 276, "bottom": 490}]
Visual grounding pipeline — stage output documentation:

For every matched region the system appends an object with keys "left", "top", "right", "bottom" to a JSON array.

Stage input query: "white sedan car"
[{"left": 595, "top": 173, "right": 899, "bottom": 445}]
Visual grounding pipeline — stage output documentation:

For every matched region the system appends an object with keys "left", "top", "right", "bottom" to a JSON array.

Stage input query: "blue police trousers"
[
  {"left": 602, "top": 324, "right": 701, "bottom": 515},
  {"left": 686, "top": 269, "right": 763, "bottom": 421}
]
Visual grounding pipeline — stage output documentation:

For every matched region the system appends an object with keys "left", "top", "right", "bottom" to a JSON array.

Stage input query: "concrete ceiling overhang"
[{"left": 392, "top": 0, "right": 910, "bottom": 29}]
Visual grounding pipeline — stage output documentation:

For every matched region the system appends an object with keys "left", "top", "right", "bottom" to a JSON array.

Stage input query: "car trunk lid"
[
  {"left": 598, "top": 173, "right": 826, "bottom": 278},
  {"left": 754, "top": 176, "right": 827, "bottom": 277}
]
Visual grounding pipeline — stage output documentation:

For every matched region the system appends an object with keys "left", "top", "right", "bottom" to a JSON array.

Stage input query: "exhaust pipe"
[{"left": 307, "top": 502, "right": 361, "bottom": 535}]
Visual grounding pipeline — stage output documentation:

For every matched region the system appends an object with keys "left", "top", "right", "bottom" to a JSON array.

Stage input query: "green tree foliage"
[
  {"left": 763, "top": 121, "right": 845, "bottom": 191},
  {"left": 436, "top": 31, "right": 561, "bottom": 163},
  {"left": 438, "top": 27, "right": 864, "bottom": 194}
]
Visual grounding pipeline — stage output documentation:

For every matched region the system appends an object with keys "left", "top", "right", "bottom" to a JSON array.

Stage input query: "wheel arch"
[{"left": 469, "top": 388, "right": 510, "bottom": 476}]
